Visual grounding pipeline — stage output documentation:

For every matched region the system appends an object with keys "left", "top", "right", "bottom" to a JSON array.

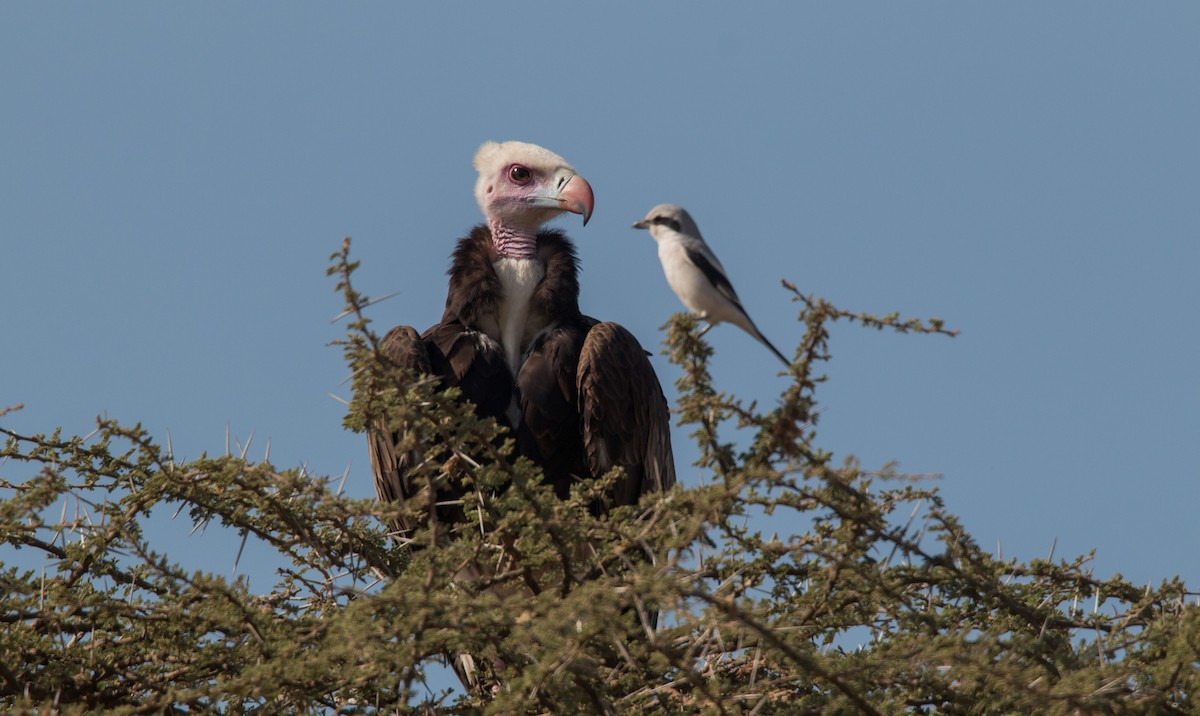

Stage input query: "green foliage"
[{"left": 1, "top": 240, "right": 1196, "bottom": 713}]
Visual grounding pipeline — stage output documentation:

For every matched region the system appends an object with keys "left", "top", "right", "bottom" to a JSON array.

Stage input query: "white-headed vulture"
[{"left": 368, "top": 141, "right": 676, "bottom": 544}]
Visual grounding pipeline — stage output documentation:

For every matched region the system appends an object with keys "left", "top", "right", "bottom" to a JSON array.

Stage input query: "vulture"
[{"left": 368, "top": 139, "right": 676, "bottom": 551}]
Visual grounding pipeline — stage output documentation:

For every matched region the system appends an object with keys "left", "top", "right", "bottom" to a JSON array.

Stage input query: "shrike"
[{"left": 633, "top": 204, "right": 789, "bottom": 367}]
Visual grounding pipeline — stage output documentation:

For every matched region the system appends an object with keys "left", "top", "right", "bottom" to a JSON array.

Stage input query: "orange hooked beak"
[{"left": 554, "top": 174, "right": 594, "bottom": 226}]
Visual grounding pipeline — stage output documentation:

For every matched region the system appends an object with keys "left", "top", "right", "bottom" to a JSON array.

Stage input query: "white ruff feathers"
[{"left": 493, "top": 258, "right": 545, "bottom": 373}]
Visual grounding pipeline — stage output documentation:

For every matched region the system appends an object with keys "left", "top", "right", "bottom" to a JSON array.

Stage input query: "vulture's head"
[
  {"left": 473, "top": 141, "right": 595, "bottom": 231},
  {"left": 633, "top": 203, "right": 702, "bottom": 242}
]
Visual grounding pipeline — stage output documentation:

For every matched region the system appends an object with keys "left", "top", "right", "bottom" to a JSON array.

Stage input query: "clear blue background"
[{"left": 3, "top": 4, "right": 1197, "bottom": 596}]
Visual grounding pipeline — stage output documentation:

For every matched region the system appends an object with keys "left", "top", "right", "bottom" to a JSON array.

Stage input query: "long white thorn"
[{"left": 239, "top": 429, "right": 255, "bottom": 460}]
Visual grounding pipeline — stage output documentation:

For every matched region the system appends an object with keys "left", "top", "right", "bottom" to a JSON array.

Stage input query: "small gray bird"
[{"left": 633, "top": 204, "right": 789, "bottom": 367}]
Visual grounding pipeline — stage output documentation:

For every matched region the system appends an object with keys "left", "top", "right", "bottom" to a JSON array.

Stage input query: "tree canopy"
[{"left": 1, "top": 240, "right": 1196, "bottom": 714}]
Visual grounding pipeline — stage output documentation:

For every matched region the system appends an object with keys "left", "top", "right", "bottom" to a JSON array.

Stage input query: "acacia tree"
[{"left": 1, "top": 239, "right": 1196, "bottom": 713}]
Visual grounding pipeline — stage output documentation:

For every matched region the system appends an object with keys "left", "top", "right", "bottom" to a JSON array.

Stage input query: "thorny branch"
[{"left": 0, "top": 245, "right": 1194, "bottom": 714}]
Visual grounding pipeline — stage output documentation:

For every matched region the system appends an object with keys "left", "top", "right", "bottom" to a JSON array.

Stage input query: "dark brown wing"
[
  {"left": 367, "top": 322, "right": 513, "bottom": 538},
  {"left": 576, "top": 322, "right": 676, "bottom": 507},
  {"left": 422, "top": 322, "right": 513, "bottom": 426},
  {"left": 516, "top": 323, "right": 591, "bottom": 498},
  {"left": 367, "top": 326, "right": 432, "bottom": 538}
]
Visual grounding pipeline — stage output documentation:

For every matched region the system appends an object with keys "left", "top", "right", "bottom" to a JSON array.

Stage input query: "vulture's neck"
[
  {"left": 488, "top": 220, "right": 545, "bottom": 372},
  {"left": 488, "top": 219, "right": 538, "bottom": 261}
]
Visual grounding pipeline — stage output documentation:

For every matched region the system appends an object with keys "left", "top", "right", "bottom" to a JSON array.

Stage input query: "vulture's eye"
[{"left": 509, "top": 165, "right": 532, "bottom": 184}]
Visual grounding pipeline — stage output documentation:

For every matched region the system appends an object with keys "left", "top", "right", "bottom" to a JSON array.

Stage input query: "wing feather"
[
  {"left": 684, "top": 245, "right": 746, "bottom": 313},
  {"left": 367, "top": 326, "right": 432, "bottom": 537},
  {"left": 516, "top": 324, "right": 589, "bottom": 498},
  {"left": 368, "top": 322, "right": 512, "bottom": 538},
  {"left": 577, "top": 322, "right": 676, "bottom": 507}
]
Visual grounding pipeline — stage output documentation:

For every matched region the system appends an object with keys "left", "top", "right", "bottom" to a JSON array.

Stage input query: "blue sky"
[{"left": 3, "top": 4, "right": 1198, "bottom": 596}]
